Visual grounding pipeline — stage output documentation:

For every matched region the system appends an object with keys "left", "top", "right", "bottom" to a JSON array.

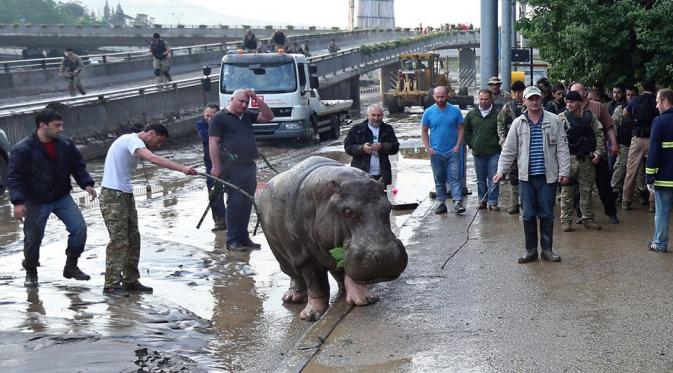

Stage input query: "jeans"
[
  {"left": 473, "top": 153, "right": 500, "bottom": 206},
  {"left": 519, "top": 175, "right": 557, "bottom": 222},
  {"left": 652, "top": 188, "right": 673, "bottom": 251},
  {"left": 431, "top": 152, "right": 462, "bottom": 202},
  {"left": 23, "top": 194, "right": 87, "bottom": 269},
  {"left": 223, "top": 162, "right": 258, "bottom": 245}
]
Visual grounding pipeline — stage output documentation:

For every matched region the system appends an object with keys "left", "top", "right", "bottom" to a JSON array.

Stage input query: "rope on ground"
[{"left": 440, "top": 181, "right": 500, "bottom": 269}]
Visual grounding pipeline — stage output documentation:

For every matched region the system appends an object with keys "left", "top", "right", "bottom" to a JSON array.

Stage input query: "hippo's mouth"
[{"left": 347, "top": 272, "right": 402, "bottom": 285}]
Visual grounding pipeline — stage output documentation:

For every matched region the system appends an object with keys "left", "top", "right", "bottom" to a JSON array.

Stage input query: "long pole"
[
  {"left": 480, "top": 0, "right": 498, "bottom": 88},
  {"left": 500, "top": 0, "right": 512, "bottom": 91}
]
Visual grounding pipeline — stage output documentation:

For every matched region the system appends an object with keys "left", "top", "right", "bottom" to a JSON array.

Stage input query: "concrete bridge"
[
  {"left": 0, "top": 30, "right": 480, "bottom": 145},
  {"left": 0, "top": 29, "right": 417, "bottom": 99},
  {"left": 0, "top": 24, "right": 343, "bottom": 50}
]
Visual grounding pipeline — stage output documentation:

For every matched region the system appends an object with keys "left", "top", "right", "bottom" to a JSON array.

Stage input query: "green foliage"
[
  {"left": 0, "top": 0, "right": 106, "bottom": 26},
  {"left": 520, "top": 0, "right": 673, "bottom": 86}
]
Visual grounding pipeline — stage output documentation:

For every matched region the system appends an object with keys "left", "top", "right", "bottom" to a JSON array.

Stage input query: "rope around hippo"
[{"left": 440, "top": 181, "right": 501, "bottom": 269}]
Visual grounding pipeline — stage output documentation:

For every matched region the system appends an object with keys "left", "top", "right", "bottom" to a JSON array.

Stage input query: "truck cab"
[{"left": 219, "top": 53, "right": 351, "bottom": 141}]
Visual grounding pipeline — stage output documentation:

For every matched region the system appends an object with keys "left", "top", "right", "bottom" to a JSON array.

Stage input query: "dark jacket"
[
  {"left": 344, "top": 120, "right": 399, "bottom": 186},
  {"left": 7, "top": 132, "right": 94, "bottom": 205},
  {"left": 646, "top": 108, "right": 673, "bottom": 187}
]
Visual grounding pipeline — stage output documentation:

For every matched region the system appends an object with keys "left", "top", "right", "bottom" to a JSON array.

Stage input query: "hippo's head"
[{"left": 316, "top": 175, "right": 407, "bottom": 284}]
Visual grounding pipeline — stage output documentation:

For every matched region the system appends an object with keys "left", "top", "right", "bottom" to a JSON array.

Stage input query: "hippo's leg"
[
  {"left": 282, "top": 278, "right": 307, "bottom": 303},
  {"left": 299, "top": 263, "right": 330, "bottom": 321},
  {"left": 344, "top": 274, "right": 379, "bottom": 306}
]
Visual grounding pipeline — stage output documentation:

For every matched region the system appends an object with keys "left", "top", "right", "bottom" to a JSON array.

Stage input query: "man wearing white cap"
[
  {"left": 494, "top": 86, "right": 571, "bottom": 263},
  {"left": 487, "top": 76, "right": 509, "bottom": 110}
]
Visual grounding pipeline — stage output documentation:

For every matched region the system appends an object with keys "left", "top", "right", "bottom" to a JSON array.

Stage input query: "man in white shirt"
[{"left": 99, "top": 123, "right": 196, "bottom": 296}]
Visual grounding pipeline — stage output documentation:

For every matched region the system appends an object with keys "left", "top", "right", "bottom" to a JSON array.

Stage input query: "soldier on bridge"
[
  {"left": 150, "top": 33, "right": 172, "bottom": 84},
  {"left": 59, "top": 48, "right": 86, "bottom": 97}
]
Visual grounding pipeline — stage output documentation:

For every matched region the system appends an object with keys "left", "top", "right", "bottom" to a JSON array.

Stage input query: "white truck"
[{"left": 219, "top": 53, "right": 352, "bottom": 141}]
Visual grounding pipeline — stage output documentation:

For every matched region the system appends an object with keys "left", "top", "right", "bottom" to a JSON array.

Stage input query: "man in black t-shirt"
[{"left": 208, "top": 89, "right": 274, "bottom": 251}]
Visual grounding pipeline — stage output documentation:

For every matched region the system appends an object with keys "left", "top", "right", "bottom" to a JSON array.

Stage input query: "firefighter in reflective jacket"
[
  {"left": 558, "top": 91, "right": 605, "bottom": 232},
  {"left": 646, "top": 89, "right": 673, "bottom": 252}
]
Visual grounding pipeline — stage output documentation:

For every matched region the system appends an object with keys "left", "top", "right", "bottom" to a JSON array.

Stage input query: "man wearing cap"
[
  {"left": 497, "top": 80, "right": 527, "bottom": 214},
  {"left": 558, "top": 91, "right": 605, "bottom": 232},
  {"left": 494, "top": 86, "right": 570, "bottom": 263},
  {"left": 487, "top": 76, "right": 509, "bottom": 111}
]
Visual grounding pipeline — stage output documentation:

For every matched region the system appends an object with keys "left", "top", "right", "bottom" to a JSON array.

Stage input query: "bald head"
[
  {"left": 432, "top": 86, "right": 448, "bottom": 107},
  {"left": 228, "top": 89, "right": 251, "bottom": 115},
  {"left": 570, "top": 83, "right": 589, "bottom": 102}
]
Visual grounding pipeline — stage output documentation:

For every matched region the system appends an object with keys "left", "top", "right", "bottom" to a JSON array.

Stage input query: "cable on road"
[{"left": 440, "top": 181, "right": 500, "bottom": 269}]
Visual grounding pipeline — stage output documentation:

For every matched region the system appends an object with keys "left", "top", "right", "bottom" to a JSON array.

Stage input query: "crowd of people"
[{"left": 343, "top": 75, "right": 673, "bottom": 263}]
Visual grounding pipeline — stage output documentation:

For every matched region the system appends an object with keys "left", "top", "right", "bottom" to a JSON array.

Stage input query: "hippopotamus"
[{"left": 259, "top": 156, "right": 408, "bottom": 321}]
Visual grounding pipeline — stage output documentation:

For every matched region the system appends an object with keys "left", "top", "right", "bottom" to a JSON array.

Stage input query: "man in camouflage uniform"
[
  {"left": 100, "top": 123, "right": 196, "bottom": 297},
  {"left": 150, "top": 33, "right": 172, "bottom": 84},
  {"left": 59, "top": 48, "right": 86, "bottom": 96},
  {"left": 558, "top": 91, "right": 605, "bottom": 232},
  {"left": 497, "top": 80, "right": 526, "bottom": 214}
]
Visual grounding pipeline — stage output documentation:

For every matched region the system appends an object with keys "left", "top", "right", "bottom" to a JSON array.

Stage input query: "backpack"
[
  {"left": 151, "top": 39, "right": 167, "bottom": 60},
  {"left": 632, "top": 94, "right": 658, "bottom": 138}
]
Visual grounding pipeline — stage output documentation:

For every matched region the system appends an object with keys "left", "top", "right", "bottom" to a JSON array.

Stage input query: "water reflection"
[
  {"left": 398, "top": 146, "right": 430, "bottom": 160},
  {"left": 23, "top": 287, "right": 46, "bottom": 332}
]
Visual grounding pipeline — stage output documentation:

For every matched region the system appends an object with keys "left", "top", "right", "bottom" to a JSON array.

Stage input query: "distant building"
[{"left": 356, "top": 0, "right": 395, "bottom": 29}]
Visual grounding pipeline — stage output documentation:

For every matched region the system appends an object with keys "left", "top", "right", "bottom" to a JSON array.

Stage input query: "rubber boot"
[
  {"left": 24, "top": 267, "right": 38, "bottom": 287},
  {"left": 63, "top": 256, "right": 91, "bottom": 281},
  {"left": 518, "top": 220, "right": 538, "bottom": 263},
  {"left": 539, "top": 220, "right": 561, "bottom": 262}
]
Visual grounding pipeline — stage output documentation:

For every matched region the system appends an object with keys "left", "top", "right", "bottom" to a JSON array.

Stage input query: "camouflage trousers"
[
  {"left": 611, "top": 144, "right": 646, "bottom": 193},
  {"left": 560, "top": 156, "right": 596, "bottom": 223},
  {"left": 153, "top": 58, "right": 171, "bottom": 84},
  {"left": 100, "top": 188, "right": 141, "bottom": 288}
]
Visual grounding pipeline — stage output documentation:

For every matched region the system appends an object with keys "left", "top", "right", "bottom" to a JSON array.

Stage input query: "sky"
[{"left": 79, "top": 0, "right": 482, "bottom": 28}]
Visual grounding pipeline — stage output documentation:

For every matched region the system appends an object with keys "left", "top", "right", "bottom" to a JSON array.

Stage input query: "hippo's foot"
[
  {"left": 344, "top": 275, "right": 379, "bottom": 306},
  {"left": 299, "top": 297, "right": 329, "bottom": 321},
  {"left": 281, "top": 288, "right": 307, "bottom": 303}
]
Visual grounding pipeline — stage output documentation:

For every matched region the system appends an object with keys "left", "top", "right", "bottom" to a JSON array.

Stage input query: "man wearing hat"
[
  {"left": 494, "top": 86, "right": 570, "bottom": 263},
  {"left": 497, "top": 80, "right": 527, "bottom": 214},
  {"left": 558, "top": 91, "right": 605, "bottom": 232},
  {"left": 487, "top": 76, "right": 509, "bottom": 110}
]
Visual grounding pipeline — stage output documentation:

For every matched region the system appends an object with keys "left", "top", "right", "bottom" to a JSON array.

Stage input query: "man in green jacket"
[{"left": 465, "top": 89, "right": 501, "bottom": 210}]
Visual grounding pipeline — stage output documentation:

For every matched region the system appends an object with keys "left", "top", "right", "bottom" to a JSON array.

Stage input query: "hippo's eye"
[{"left": 343, "top": 208, "right": 352, "bottom": 217}]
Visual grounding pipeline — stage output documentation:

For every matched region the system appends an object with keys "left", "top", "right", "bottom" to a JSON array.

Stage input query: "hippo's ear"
[{"left": 317, "top": 180, "right": 341, "bottom": 199}]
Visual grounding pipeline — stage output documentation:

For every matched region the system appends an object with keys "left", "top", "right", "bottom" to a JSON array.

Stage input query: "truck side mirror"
[
  {"left": 308, "top": 65, "right": 317, "bottom": 74},
  {"left": 310, "top": 75, "right": 319, "bottom": 89}
]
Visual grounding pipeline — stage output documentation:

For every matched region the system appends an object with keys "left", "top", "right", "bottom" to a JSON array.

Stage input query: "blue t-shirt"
[{"left": 421, "top": 103, "right": 464, "bottom": 154}]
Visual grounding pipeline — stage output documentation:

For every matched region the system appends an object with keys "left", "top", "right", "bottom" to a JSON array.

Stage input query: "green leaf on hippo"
[{"left": 330, "top": 246, "right": 346, "bottom": 269}]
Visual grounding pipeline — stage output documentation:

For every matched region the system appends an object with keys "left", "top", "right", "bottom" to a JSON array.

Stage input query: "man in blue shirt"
[
  {"left": 421, "top": 85, "right": 466, "bottom": 214},
  {"left": 196, "top": 104, "right": 226, "bottom": 232}
]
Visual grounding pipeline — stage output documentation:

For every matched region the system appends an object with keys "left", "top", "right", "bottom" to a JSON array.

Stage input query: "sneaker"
[
  {"left": 488, "top": 205, "right": 500, "bottom": 211},
  {"left": 582, "top": 219, "right": 602, "bottom": 230},
  {"left": 608, "top": 215, "right": 620, "bottom": 224},
  {"left": 24, "top": 268, "right": 38, "bottom": 288},
  {"left": 478, "top": 201, "right": 487, "bottom": 209},
  {"left": 561, "top": 222, "right": 573, "bottom": 232},
  {"left": 434, "top": 202, "right": 447, "bottom": 214},
  {"left": 649, "top": 242, "right": 668, "bottom": 253},
  {"left": 508, "top": 205, "right": 520, "bottom": 214},
  {"left": 103, "top": 286, "right": 130, "bottom": 297},
  {"left": 454, "top": 201, "right": 465, "bottom": 213},
  {"left": 122, "top": 282, "right": 153, "bottom": 293}
]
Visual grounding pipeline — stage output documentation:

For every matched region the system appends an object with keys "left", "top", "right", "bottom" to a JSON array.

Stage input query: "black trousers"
[{"left": 595, "top": 157, "right": 617, "bottom": 216}]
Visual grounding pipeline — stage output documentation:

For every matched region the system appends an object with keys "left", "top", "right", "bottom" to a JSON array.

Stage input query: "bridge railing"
[{"left": 0, "top": 28, "right": 402, "bottom": 73}]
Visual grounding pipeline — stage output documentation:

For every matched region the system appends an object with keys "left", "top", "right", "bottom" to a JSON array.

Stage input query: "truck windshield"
[{"left": 221, "top": 62, "right": 297, "bottom": 94}]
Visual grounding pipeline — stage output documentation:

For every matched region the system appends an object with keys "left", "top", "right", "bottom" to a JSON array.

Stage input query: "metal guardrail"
[
  {"left": 0, "top": 31, "right": 479, "bottom": 116},
  {"left": 0, "top": 29, "right": 391, "bottom": 73}
]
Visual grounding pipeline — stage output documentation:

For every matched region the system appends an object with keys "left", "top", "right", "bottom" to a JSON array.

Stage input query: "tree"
[
  {"left": 519, "top": 0, "right": 673, "bottom": 86},
  {"left": 111, "top": 2, "right": 125, "bottom": 26},
  {"left": 103, "top": 0, "right": 111, "bottom": 22}
]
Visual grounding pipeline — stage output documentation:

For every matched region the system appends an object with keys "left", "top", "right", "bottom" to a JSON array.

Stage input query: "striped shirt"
[{"left": 528, "top": 113, "right": 546, "bottom": 176}]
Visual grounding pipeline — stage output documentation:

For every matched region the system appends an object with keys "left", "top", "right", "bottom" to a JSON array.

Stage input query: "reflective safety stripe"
[
  {"left": 662, "top": 141, "right": 673, "bottom": 148},
  {"left": 646, "top": 167, "right": 658, "bottom": 175},
  {"left": 654, "top": 180, "right": 673, "bottom": 187}
]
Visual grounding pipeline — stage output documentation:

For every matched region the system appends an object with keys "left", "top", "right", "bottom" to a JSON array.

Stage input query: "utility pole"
[
  {"left": 480, "top": 0, "right": 498, "bottom": 88},
  {"left": 348, "top": 0, "right": 355, "bottom": 31},
  {"left": 500, "top": 0, "right": 512, "bottom": 91}
]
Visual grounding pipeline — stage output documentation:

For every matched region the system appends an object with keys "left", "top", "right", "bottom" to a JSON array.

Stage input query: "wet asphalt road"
[{"left": 3, "top": 99, "right": 666, "bottom": 372}]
